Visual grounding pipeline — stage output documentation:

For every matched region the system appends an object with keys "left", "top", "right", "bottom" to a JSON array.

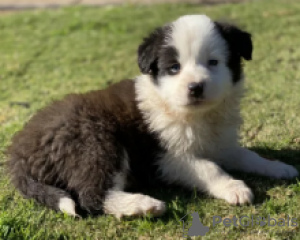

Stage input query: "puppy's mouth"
[{"left": 186, "top": 99, "right": 206, "bottom": 107}]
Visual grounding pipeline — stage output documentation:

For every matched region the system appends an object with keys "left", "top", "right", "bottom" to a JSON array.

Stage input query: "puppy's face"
[{"left": 138, "top": 15, "right": 252, "bottom": 112}]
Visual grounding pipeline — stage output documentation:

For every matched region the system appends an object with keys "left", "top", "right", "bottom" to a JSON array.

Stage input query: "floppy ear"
[
  {"left": 215, "top": 22, "right": 253, "bottom": 61},
  {"left": 137, "top": 26, "right": 170, "bottom": 74}
]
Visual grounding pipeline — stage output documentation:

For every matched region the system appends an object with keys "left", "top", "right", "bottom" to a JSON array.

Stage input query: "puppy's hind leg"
[
  {"left": 103, "top": 190, "right": 166, "bottom": 219},
  {"left": 103, "top": 152, "right": 165, "bottom": 218},
  {"left": 75, "top": 150, "right": 166, "bottom": 218}
]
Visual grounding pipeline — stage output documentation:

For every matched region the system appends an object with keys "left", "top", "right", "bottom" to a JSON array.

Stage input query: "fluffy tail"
[{"left": 10, "top": 173, "right": 78, "bottom": 217}]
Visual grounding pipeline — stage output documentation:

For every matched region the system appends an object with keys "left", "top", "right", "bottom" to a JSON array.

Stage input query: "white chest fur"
[{"left": 135, "top": 75, "right": 243, "bottom": 158}]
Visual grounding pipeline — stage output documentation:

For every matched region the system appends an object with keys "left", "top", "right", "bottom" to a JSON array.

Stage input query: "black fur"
[
  {"left": 7, "top": 80, "right": 164, "bottom": 214},
  {"left": 137, "top": 25, "right": 172, "bottom": 82},
  {"left": 157, "top": 46, "right": 179, "bottom": 77},
  {"left": 214, "top": 21, "right": 253, "bottom": 83}
]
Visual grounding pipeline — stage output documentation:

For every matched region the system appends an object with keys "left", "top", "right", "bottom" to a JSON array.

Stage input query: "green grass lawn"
[{"left": 1, "top": 0, "right": 300, "bottom": 239}]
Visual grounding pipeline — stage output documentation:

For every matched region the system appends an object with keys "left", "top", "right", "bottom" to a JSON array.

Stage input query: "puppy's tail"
[{"left": 9, "top": 160, "right": 78, "bottom": 217}]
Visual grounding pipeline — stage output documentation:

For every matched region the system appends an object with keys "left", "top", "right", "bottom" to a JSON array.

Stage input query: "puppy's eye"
[
  {"left": 168, "top": 63, "right": 181, "bottom": 75},
  {"left": 208, "top": 60, "right": 218, "bottom": 66}
]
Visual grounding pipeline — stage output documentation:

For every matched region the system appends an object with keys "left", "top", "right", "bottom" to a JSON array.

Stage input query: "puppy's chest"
[{"left": 157, "top": 121, "right": 231, "bottom": 157}]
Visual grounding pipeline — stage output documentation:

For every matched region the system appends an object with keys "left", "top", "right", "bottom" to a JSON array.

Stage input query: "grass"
[{"left": 0, "top": 0, "right": 300, "bottom": 239}]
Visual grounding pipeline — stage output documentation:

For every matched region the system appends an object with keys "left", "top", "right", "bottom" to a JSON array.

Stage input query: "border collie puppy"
[{"left": 7, "top": 15, "right": 299, "bottom": 218}]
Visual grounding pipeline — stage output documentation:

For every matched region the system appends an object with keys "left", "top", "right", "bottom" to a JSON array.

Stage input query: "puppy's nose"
[{"left": 188, "top": 82, "right": 205, "bottom": 98}]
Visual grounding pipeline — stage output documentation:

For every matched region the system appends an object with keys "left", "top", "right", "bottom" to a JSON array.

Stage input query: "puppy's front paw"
[
  {"left": 139, "top": 196, "right": 166, "bottom": 216},
  {"left": 222, "top": 180, "right": 253, "bottom": 205},
  {"left": 127, "top": 195, "right": 166, "bottom": 217},
  {"left": 266, "top": 161, "right": 299, "bottom": 179}
]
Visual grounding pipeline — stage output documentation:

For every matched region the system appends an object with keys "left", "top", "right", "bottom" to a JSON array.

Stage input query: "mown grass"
[{"left": 0, "top": 0, "right": 300, "bottom": 239}]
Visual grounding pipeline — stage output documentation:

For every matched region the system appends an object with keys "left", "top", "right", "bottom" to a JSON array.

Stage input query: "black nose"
[{"left": 188, "top": 82, "right": 205, "bottom": 98}]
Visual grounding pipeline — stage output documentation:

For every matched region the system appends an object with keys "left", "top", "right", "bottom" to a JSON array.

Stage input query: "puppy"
[{"left": 7, "top": 15, "right": 299, "bottom": 218}]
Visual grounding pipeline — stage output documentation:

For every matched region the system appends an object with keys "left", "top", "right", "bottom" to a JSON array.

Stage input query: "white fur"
[
  {"left": 135, "top": 14, "right": 298, "bottom": 206},
  {"left": 156, "top": 153, "right": 253, "bottom": 204},
  {"left": 135, "top": 74, "right": 243, "bottom": 156},
  {"left": 103, "top": 191, "right": 166, "bottom": 219},
  {"left": 58, "top": 197, "right": 78, "bottom": 217},
  {"left": 136, "top": 71, "right": 255, "bottom": 205}
]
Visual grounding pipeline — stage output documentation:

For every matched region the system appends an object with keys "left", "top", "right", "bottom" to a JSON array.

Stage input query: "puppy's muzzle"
[{"left": 188, "top": 82, "right": 205, "bottom": 99}]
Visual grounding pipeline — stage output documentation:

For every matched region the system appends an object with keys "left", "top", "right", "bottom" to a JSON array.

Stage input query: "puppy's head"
[{"left": 138, "top": 15, "right": 252, "bottom": 112}]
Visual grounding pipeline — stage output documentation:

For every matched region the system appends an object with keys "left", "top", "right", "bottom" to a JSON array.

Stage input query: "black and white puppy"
[{"left": 7, "top": 15, "right": 299, "bottom": 218}]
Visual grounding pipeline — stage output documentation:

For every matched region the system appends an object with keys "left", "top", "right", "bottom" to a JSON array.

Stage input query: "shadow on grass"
[
  {"left": 250, "top": 147, "right": 300, "bottom": 165},
  {"left": 244, "top": 147, "right": 300, "bottom": 204}
]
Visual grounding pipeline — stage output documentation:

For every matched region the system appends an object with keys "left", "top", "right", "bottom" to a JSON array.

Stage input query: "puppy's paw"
[
  {"left": 104, "top": 191, "right": 166, "bottom": 219},
  {"left": 111, "top": 194, "right": 166, "bottom": 218},
  {"left": 266, "top": 161, "right": 299, "bottom": 179},
  {"left": 131, "top": 195, "right": 166, "bottom": 217},
  {"left": 222, "top": 180, "right": 253, "bottom": 205}
]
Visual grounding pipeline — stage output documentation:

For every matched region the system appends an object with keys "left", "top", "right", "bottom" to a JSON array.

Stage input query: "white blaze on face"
[{"left": 158, "top": 15, "right": 233, "bottom": 110}]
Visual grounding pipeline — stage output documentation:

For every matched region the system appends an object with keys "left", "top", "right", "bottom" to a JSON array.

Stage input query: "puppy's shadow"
[{"left": 250, "top": 146, "right": 300, "bottom": 165}]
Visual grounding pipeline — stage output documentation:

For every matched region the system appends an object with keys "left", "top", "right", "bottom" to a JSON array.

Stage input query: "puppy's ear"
[
  {"left": 138, "top": 26, "right": 170, "bottom": 75},
  {"left": 215, "top": 22, "right": 253, "bottom": 61}
]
